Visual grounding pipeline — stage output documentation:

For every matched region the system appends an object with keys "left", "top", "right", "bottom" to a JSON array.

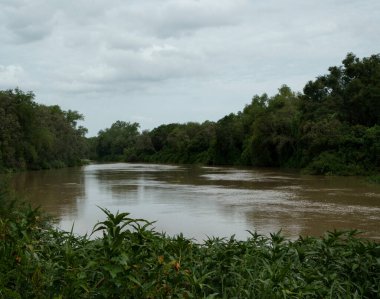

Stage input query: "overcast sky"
[{"left": 1, "top": 0, "right": 379, "bottom": 136}]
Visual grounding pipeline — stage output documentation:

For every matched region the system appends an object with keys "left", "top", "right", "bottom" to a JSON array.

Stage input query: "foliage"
[
  {"left": 96, "top": 121, "right": 140, "bottom": 162},
  {"left": 241, "top": 86, "right": 301, "bottom": 167},
  {"left": 367, "top": 174, "right": 380, "bottom": 184},
  {"left": 301, "top": 53, "right": 380, "bottom": 127},
  {"left": 210, "top": 114, "right": 244, "bottom": 165},
  {"left": 139, "top": 121, "right": 215, "bottom": 164},
  {"left": 0, "top": 185, "right": 379, "bottom": 298},
  {"left": 91, "top": 53, "right": 380, "bottom": 176},
  {"left": 3, "top": 52, "right": 379, "bottom": 176},
  {"left": 0, "top": 89, "right": 88, "bottom": 171}
]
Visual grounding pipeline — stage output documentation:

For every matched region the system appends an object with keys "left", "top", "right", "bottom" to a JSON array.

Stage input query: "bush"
[
  {"left": 305, "top": 151, "right": 365, "bottom": 175},
  {"left": 1, "top": 184, "right": 379, "bottom": 298}
]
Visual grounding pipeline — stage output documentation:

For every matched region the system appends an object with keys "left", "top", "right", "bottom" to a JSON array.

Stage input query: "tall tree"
[
  {"left": 0, "top": 89, "right": 88, "bottom": 170},
  {"left": 96, "top": 121, "right": 140, "bottom": 161}
]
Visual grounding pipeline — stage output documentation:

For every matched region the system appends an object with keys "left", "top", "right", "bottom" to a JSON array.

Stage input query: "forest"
[
  {"left": 0, "top": 89, "right": 88, "bottom": 171},
  {"left": 1, "top": 53, "right": 380, "bottom": 176},
  {"left": 92, "top": 53, "right": 380, "bottom": 176}
]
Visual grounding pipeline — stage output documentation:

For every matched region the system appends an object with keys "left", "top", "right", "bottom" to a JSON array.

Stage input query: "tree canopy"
[
  {"left": 0, "top": 89, "right": 88, "bottom": 171},
  {"left": 92, "top": 53, "right": 380, "bottom": 175},
  {"left": 2, "top": 53, "right": 379, "bottom": 175}
]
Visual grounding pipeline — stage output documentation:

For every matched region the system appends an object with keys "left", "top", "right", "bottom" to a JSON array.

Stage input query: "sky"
[{"left": 0, "top": 0, "right": 379, "bottom": 136}]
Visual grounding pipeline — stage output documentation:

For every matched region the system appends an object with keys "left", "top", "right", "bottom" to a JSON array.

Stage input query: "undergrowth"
[{"left": 0, "top": 182, "right": 379, "bottom": 298}]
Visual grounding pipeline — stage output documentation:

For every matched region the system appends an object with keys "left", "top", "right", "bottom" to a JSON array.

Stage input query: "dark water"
[{"left": 11, "top": 163, "right": 380, "bottom": 241}]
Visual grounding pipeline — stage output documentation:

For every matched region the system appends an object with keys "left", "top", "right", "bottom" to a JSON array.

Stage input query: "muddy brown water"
[{"left": 11, "top": 163, "right": 380, "bottom": 241}]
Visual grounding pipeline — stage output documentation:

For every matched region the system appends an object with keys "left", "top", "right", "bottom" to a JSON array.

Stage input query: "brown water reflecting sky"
[{"left": 11, "top": 163, "right": 380, "bottom": 241}]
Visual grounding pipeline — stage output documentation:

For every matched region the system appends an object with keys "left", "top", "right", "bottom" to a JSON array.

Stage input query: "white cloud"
[{"left": 0, "top": 64, "right": 39, "bottom": 90}]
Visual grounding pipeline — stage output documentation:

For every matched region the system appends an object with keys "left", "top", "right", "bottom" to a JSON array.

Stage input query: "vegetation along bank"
[
  {"left": 0, "top": 183, "right": 379, "bottom": 298},
  {"left": 1, "top": 53, "right": 379, "bottom": 176}
]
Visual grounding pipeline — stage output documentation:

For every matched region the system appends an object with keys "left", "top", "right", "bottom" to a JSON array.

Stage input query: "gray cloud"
[
  {"left": 113, "top": 0, "right": 249, "bottom": 38},
  {"left": 1, "top": 1, "right": 56, "bottom": 43},
  {"left": 0, "top": 0, "right": 379, "bottom": 135}
]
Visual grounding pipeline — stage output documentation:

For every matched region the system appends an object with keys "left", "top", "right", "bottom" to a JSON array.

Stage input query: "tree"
[
  {"left": 96, "top": 121, "right": 140, "bottom": 161},
  {"left": 241, "top": 86, "right": 300, "bottom": 167},
  {"left": 302, "top": 53, "right": 380, "bottom": 127},
  {"left": 298, "top": 53, "right": 380, "bottom": 174},
  {"left": 210, "top": 113, "right": 244, "bottom": 165},
  {"left": 0, "top": 89, "right": 88, "bottom": 170}
]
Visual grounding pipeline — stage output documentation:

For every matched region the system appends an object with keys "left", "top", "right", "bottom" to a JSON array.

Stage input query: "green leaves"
[
  {"left": 0, "top": 89, "right": 88, "bottom": 171},
  {"left": 95, "top": 121, "right": 140, "bottom": 161},
  {"left": 1, "top": 182, "right": 380, "bottom": 298},
  {"left": 85, "top": 53, "right": 380, "bottom": 177},
  {"left": 92, "top": 207, "right": 156, "bottom": 256}
]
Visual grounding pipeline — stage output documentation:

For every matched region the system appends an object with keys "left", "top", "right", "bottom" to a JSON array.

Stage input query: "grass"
[{"left": 0, "top": 182, "right": 379, "bottom": 298}]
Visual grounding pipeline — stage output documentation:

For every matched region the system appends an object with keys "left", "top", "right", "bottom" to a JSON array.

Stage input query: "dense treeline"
[
  {"left": 2, "top": 53, "right": 379, "bottom": 175},
  {"left": 1, "top": 183, "right": 379, "bottom": 298},
  {"left": 0, "top": 89, "right": 88, "bottom": 171},
  {"left": 93, "top": 53, "right": 380, "bottom": 175}
]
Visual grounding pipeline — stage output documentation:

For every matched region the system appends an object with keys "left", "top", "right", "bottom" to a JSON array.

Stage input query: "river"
[{"left": 11, "top": 163, "right": 380, "bottom": 241}]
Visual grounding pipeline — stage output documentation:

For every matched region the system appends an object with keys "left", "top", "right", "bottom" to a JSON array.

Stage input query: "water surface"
[{"left": 12, "top": 163, "right": 380, "bottom": 241}]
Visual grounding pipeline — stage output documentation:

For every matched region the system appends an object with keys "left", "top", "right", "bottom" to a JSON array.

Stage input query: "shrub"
[{"left": 0, "top": 184, "right": 379, "bottom": 298}]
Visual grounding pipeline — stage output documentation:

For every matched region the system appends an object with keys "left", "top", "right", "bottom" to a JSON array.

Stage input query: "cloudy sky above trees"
[{"left": 1, "top": 0, "right": 379, "bottom": 136}]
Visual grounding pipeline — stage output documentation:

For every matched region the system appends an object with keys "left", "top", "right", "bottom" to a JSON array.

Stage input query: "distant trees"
[
  {"left": 96, "top": 121, "right": 140, "bottom": 161},
  {"left": 94, "top": 121, "right": 216, "bottom": 164},
  {"left": 92, "top": 53, "right": 380, "bottom": 175},
  {"left": 302, "top": 53, "right": 380, "bottom": 127},
  {"left": 240, "top": 86, "right": 300, "bottom": 167},
  {"left": 211, "top": 114, "right": 243, "bottom": 165},
  {"left": 0, "top": 89, "right": 88, "bottom": 171},
  {"left": 299, "top": 53, "right": 380, "bottom": 174},
  {"left": 4, "top": 52, "right": 379, "bottom": 175}
]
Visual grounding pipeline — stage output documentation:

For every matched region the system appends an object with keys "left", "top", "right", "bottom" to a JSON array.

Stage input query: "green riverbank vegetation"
[
  {"left": 0, "top": 89, "right": 88, "bottom": 172},
  {"left": 1, "top": 183, "right": 379, "bottom": 298},
  {"left": 91, "top": 53, "right": 380, "bottom": 176},
  {"left": 1, "top": 53, "right": 379, "bottom": 176}
]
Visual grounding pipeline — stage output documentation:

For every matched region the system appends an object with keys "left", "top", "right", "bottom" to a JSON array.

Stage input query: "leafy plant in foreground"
[{"left": 0, "top": 187, "right": 379, "bottom": 298}]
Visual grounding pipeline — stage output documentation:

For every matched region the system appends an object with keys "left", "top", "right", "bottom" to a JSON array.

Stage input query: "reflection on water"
[
  {"left": 11, "top": 163, "right": 380, "bottom": 241},
  {"left": 11, "top": 167, "right": 85, "bottom": 218}
]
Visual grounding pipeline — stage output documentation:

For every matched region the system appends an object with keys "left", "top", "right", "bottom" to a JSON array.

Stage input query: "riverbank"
[
  {"left": 1, "top": 183, "right": 379, "bottom": 298},
  {"left": 367, "top": 174, "right": 380, "bottom": 184}
]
